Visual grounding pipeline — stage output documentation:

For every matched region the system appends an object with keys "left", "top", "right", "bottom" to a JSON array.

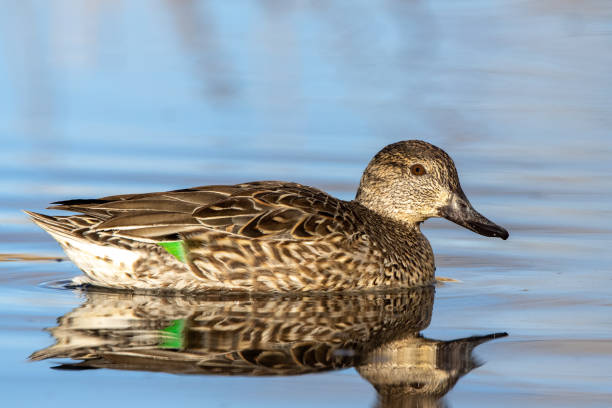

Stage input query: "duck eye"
[{"left": 410, "top": 164, "right": 426, "bottom": 176}]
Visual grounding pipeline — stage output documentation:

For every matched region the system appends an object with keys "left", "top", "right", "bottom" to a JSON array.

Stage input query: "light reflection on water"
[{"left": 0, "top": 0, "right": 611, "bottom": 407}]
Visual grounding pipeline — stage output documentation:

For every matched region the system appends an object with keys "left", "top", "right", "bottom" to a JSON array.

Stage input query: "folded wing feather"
[{"left": 48, "top": 182, "right": 351, "bottom": 242}]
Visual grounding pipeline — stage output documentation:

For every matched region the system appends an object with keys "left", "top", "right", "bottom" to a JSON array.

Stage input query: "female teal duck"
[{"left": 26, "top": 140, "right": 508, "bottom": 292}]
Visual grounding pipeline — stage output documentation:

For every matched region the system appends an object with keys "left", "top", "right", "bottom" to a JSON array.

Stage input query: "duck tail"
[{"left": 23, "top": 210, "right": 79, "bottom": 241}]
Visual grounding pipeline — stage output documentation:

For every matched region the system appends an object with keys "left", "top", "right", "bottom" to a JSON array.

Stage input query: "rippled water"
[{"left": 1, "top": 1, "right": 611, "bottom": 407}]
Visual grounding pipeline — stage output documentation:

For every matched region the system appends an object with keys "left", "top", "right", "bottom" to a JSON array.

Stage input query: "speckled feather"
[
  {"left": 27, "top": 181, "right": 434, "bottom": 292},
  {"left": 26, "top": 140, "right": 508, "bottom": 292}
]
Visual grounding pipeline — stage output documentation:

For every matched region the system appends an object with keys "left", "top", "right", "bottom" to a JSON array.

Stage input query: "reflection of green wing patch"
[
  {"left": 158, "top": 241, "right": 186, "bottom": 263},
  {"left": 160, "top": 319, "right": 186, "bottom": 350}
]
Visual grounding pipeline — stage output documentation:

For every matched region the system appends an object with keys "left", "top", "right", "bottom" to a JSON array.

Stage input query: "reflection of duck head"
[
  {"left": 31, "top": 287, "right": 505, "bottom": 405},
  {"left": 357, "top": 332, "right": 506, "bottom": 408}
]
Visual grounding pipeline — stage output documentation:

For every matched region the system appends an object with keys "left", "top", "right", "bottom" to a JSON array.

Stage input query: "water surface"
[{"left": 1, "top": 1, "right": 611, "bottom": 407}]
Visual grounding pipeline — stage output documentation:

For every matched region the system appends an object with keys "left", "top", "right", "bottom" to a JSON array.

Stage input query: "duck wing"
[{"left": 49, "top": 182, "right": 355, "bottom": 242}]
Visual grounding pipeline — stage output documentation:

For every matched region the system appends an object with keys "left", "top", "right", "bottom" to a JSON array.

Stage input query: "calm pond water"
[{"left": 1, "top": 1, "right": 611, "bottom": 407}]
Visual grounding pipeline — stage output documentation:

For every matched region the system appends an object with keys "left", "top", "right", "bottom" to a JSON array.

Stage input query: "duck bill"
[{"left": 439, "top": 192, "right": 509, "bottom": 240}]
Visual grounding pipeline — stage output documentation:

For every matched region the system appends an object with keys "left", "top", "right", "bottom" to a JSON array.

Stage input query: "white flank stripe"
[{"left": 48, "top": 231, "right": 140, "bottom": 287}]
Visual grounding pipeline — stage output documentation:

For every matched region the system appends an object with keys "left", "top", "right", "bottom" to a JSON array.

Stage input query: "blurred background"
[{"left": 0, "top": 1, "right": 611, "bottom": 407}]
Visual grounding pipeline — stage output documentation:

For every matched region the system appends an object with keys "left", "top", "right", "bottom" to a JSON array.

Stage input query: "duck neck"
[
  {"left": 351, "top": 201, "right": 424, "bottom": 238},
  {"left": 355, "top": 187, "right": 428, "bottom": 225},
  {"left": 354, "top": 200, "right": 427, "bottom": 227}
]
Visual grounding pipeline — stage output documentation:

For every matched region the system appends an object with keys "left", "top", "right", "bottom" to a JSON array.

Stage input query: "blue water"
[{"left": 1, "top": 1, "right": 611, "bottom": 406}]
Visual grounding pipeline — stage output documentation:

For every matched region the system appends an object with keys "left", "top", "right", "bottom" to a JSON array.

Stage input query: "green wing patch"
[
  {"left": 159, "top": 319, "right": 186, "bottom": 350},
  {"left": 158, "top": 240, "right": 187, "bottom": 263}
]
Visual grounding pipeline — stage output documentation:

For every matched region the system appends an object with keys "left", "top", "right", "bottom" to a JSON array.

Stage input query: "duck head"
[{"left": 355, "top": 140, "right": 508, "bottom": 240}]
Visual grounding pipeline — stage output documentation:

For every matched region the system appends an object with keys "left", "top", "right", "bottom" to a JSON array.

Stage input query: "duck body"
[
  {"left": 27, "top": 140, "right": 507, "bottom": 293},
  {"left": 27, "top": 181, "right": 434, "bottom": 292}
]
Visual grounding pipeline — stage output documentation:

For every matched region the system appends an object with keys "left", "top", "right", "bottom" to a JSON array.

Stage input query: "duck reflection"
[{"left": 31, "top": 287, "right": 505, "bottom": 407}]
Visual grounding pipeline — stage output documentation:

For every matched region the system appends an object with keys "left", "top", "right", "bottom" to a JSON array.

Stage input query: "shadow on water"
[{"left": 31, "top": 286, "right": 506, "bottom": 407}]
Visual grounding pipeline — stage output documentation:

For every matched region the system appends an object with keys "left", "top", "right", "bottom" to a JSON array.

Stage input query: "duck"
[{"left": 26, "top": 140, "right": 508, "bottom": 292}]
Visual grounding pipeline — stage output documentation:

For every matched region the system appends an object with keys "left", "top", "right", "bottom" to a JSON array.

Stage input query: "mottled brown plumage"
[{"left": 26, "top": 140, "right": 508, "bottom": 292}]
